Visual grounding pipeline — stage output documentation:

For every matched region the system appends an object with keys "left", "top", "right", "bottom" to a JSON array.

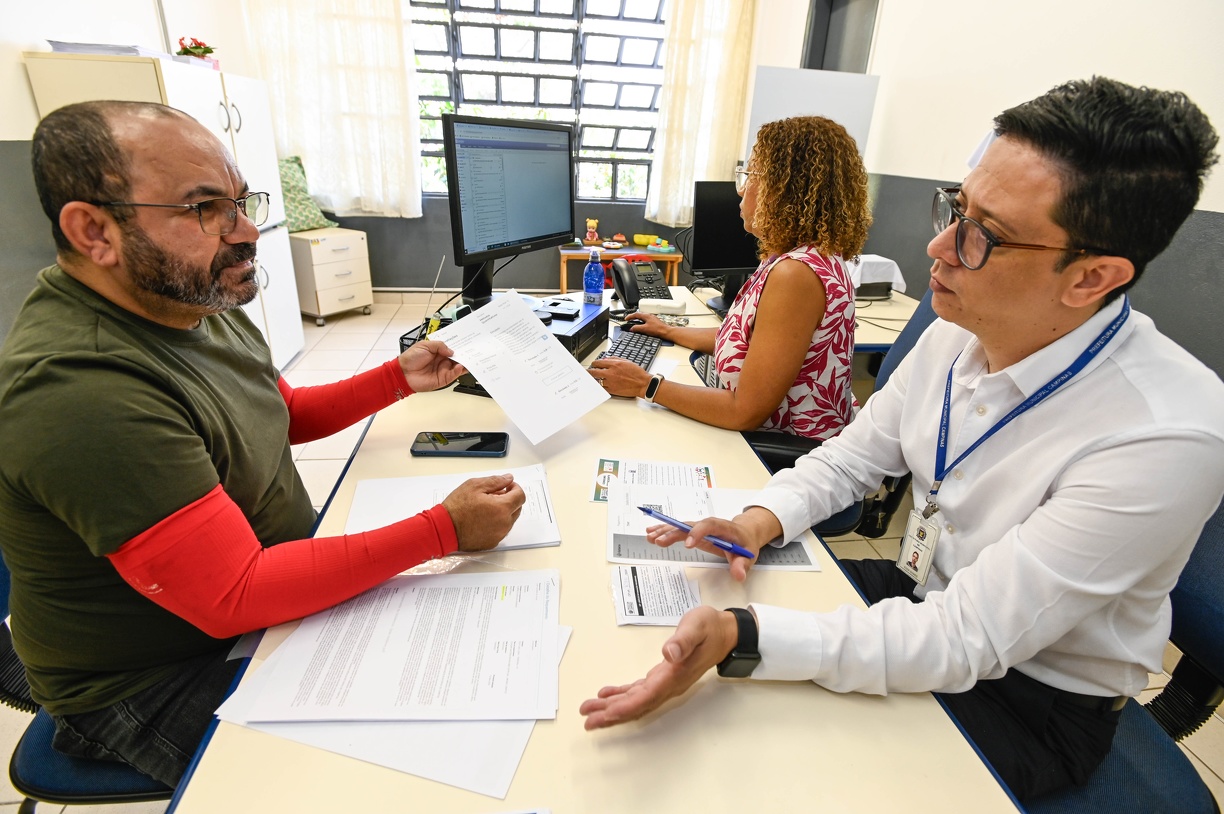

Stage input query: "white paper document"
[
  {"left": 606, "top": 482, "right": 820, "bottom": 570},
  {"left": 345, "top": 464, "right": 560, "bottom": 550},
  {"left": 240, "top": 570, "right": 560, "bottom": 722},
  {"left": 217, "top": 626, "right": 572, "bottom": 799},
  {"left": 611, "top": 565, "right": 701, "bottom": 625},
  {"left": 431, "top": 291, "right": 608, "bottom": 444},
  {"left": 588, "top": 458, "right": 715, "bottom": 502}
]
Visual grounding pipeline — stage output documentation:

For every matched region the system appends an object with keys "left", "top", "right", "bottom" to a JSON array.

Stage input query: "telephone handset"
[{"left": 610, "top": 257, "right": 671, "bottom": 309}]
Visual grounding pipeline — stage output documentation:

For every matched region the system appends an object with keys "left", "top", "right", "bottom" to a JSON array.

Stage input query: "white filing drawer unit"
[{"left": 289, "top": 227, "right": 374, "bottom": 325}]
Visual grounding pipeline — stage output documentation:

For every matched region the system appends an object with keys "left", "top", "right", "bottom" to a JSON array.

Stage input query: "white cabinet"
[
  {"left": 241, "top": 226, "right": 306, "bottom": 369},
  {"left": 289, "top": 228, "right": 374, "bottom": 326},
  {"left": 23, "top": 52, "right": 302, "bottom": 366}
]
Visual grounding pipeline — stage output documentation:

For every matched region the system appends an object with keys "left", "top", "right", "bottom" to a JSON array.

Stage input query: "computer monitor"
[
  {"left": 442, "top": 114, "right": 577, "bottom": 309},
  {"left": 691, "top": 181, "right": 760, "bottom": 313}
]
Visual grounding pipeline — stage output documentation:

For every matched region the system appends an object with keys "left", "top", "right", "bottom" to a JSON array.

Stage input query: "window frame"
[{"left": 410, "top": 0, "right": 665, "bottom": 202}]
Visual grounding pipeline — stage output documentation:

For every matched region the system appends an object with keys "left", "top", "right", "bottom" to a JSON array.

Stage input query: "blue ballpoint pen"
[{"left": 638, "top": 506, "right": 755, "bottom": 560}]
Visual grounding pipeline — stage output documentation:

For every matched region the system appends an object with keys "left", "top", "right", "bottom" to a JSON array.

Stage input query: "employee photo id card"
[{"left": 897, "top": 509, "right": 939, "bottom": 585}]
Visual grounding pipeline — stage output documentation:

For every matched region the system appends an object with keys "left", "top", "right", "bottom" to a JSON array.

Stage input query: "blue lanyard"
[{"left": 924, "top": 297, "right": 1131, "bottom": 518}]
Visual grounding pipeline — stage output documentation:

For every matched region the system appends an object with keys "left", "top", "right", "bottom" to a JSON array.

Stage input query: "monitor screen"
[
  {"left": 690, "top": 181, "right": 760, "bottom": 277},
  {"left": 443, "top": 114, "right": 576, "bottom": 308},
  {"left": 691, "top": 181, "right": 760, "bottom": 313}
]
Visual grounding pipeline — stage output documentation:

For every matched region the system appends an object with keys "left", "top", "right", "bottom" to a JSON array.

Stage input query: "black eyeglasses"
[
  {"left": 931, "top": 187, "right": 1096, "bottom": 270},
  {"left": 92, "top": 192, "right": 271, "bottom": 236}
]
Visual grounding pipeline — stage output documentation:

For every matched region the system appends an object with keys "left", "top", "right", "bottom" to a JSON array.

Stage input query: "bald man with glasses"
[
  {"left": 581, "top": 77, "right": 1224, "bottom": 803},
  {"left": 0, "top": 100, "right": 526, "bottom": 785}
]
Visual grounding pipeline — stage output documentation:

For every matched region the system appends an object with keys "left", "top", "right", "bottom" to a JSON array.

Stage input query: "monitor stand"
[{"left": 705, "top": 294, "right": 732, "bottom": 316}]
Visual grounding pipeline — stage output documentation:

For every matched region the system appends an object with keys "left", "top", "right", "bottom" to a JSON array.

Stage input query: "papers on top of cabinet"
[
  {"left": 236, "top": 569, "right": 561, "bottom": 723},
  {"left": 47, "top": 41, "right": 172, "bottom": 58},
  {"left": 430, "top": 290, "right": 608, "bottom": 445},
  {"left": 345, "top": 464, "right": 560, "bottom": 550},
  {"left": 606, "top": 481, "right": 820, "bottom": 570}
]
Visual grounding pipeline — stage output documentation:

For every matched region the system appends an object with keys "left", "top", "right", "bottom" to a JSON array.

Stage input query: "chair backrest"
[
  {"left": 1169, "top": 498, "right": 1224, "bottom": 682},
  {"left": 0, "top": 549, "right": 10, "bottom": 619},
  {"left": 873, "top": 289, "right": 938, "bottom": 392}
]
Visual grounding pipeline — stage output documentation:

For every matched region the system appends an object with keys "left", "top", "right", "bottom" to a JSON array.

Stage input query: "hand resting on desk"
[
  {"left": 442, "top": 474, "right": 525, "bottom": 551},
  {"left": 580, "top": 605, "right": 740, "bottom": 730}
]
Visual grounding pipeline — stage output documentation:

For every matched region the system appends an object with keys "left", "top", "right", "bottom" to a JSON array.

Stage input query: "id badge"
[{"left": 897, "top": 509, "right": 940, "bottom": 586}]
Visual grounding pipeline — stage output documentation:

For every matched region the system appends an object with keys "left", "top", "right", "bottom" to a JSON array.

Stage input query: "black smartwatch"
[
  {"left": 643, "top": 373, "right": 665, "bottom": 403},
  {"left": 716, "top": 607, "right": 761, "bottom": 678}
]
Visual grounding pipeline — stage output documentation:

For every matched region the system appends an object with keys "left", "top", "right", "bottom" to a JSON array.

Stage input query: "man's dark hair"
[
  {"left": 994, "top": 76, "right": 1218, "bottom": 299},
  {"left": 31, "top": 100, "right": 182, "bottom": 254}
]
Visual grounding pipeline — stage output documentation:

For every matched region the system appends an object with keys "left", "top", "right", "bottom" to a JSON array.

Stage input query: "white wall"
[
  {"left": 1, "top": 0, "right": 253, "bottom": 141},
  {"left": 864, "top": 0, "right": 1224, "bottom": 212},
  {"left": 740, "top": 0, "right": 808, "bottom": 155}
]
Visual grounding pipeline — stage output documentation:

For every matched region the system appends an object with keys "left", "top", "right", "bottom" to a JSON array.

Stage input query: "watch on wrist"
[
  {"left": 716, "top": 607, "right": 761, "bottom": 678},
  {"left": 643, "top": 373, "right": 665, "bottom": 403}
]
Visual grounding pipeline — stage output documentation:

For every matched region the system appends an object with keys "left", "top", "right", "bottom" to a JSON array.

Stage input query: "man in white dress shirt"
[{"left": 579, "top": 77, "right": 1224, "bottom": 802}]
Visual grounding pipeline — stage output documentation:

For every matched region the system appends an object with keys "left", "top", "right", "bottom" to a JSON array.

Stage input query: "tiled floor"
[{"left": 3, "top": 293, "right": 1220, "bottom": 811}]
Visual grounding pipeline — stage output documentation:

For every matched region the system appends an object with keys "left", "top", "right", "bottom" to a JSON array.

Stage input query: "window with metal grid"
[{"left": 409, "top": 0, "right": 666, "bottom": 202}]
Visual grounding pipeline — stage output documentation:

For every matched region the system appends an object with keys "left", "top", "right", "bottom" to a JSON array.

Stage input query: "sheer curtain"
[
  {"left": 646, "top": 0, "right": 757, "bottom": 227},
  {"left": 240, "top": 0, "right": 423, "bottom": 218}
]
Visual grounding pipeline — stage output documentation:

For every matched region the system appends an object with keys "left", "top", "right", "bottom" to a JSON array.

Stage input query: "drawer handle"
[
  {"left": 330, "top": 246, "right": 351, "bottom": 252},
  {"left": 339, "top": 295, "right": 356, "bottom": 301},
  {"left": 333, "top": 271, "right": 353, "bottom": 277}
]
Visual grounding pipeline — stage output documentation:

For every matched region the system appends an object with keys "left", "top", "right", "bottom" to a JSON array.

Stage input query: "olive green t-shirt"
[{"left": 0, "top": 266, "right": 316, "bottom": 715}]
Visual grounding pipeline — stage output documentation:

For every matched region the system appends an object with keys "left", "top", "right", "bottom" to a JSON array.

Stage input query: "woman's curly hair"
[{"left": 747, "top": 115, "right": 872, "bottom": 260}]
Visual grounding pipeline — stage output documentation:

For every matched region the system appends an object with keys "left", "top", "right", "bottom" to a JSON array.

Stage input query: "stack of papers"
[
  {"left": 217, "top": 569, "right": 565, "bottom": 798},
  {"left": 47, "top": 40, "right": 172, "bottom": 59}
]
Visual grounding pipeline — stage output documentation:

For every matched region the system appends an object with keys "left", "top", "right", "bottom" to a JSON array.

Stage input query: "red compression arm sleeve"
[
  {"left": 106, "top": 484, "right": 457, "bottom": 638},
  {"left": 279, "top": 359, "right": 413, "bottom": 445}
]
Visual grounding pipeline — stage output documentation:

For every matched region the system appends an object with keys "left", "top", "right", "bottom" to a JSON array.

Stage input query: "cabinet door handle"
[
  {"left": 219, "top": 101, "right": 232, "bottom": 133},
  {"left": 230, "top": 103, "right": 243, "bottom": 133},
  {"left": 259, "top": 263, "right": 270, "bottom": 289}
]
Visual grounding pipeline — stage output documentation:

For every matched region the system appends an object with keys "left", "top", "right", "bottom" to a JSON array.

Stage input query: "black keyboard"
[{"left": 597, "top": 331, "right": 662, "bottom": 370}]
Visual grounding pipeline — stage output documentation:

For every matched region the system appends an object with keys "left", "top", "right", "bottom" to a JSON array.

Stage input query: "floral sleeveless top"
[{"left": 712, "top": 246, "right": 856, "bottom": 440}]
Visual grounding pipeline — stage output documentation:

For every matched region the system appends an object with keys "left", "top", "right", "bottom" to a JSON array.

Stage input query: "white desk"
[
  {"left": 171, "top": 288, "right": 1013, "bottom": 814},
  {"left": 854, "top": 291, "right": 920, "bottom": 353}
]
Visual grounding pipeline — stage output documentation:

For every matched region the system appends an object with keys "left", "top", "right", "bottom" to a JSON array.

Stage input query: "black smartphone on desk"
[{"left": 410, "top": 431, "right": 510, "bottom": 457}]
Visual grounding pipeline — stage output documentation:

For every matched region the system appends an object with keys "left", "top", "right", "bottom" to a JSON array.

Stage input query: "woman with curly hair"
[{"left": 589, "top": 115, "right": 871, "bottom": 440}]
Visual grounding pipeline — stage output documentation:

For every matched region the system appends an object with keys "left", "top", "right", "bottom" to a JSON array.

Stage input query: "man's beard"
[{"left": 122, "top": 225, "right": 260, "bottom": 313}]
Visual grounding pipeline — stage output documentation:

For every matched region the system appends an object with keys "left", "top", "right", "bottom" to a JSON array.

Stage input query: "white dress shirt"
[{"left": 748, "top": 297, "right": 1224, "bottom": 697}]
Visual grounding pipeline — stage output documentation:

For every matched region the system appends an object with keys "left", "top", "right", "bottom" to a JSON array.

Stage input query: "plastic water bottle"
[{"left": 583, "top": 249, "right": 604, "bottom": 305}]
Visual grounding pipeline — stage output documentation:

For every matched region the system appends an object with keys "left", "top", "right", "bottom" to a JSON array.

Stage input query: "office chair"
[
  {"left": 0, "top": 555, "right": 174, "bottom": 811},
  {"left": 1026, "top": 498, "right": 1224, "bottom": 814}
]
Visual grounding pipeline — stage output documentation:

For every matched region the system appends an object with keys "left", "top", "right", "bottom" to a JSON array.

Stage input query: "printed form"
[
  {"left": 606, "top": 482, "right": 820, "bottom": 570},
  {"left": 588, "top": 457, "right": 715, "bottom": 502},
  {"left": 611, "top": 565, "right": 701, "bottom": 626},
  {"left": 431, "top": 291, "right": 608, "bottom": 444},
  {"left": 345, "top": 463, "right": 560, "bottom": 550},
  {"left": 241, "top": 570, "right": 560, "bottom": 722}
]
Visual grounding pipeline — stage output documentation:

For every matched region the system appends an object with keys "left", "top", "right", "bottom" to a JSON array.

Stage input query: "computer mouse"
[{"left": 624, "top": 318, "right": 646, "bottom": 328}]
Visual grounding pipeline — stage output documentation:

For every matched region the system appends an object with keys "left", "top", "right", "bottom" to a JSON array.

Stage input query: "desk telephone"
[{"left": 610, "top": 257, "right": 673, "bottom": 308}]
